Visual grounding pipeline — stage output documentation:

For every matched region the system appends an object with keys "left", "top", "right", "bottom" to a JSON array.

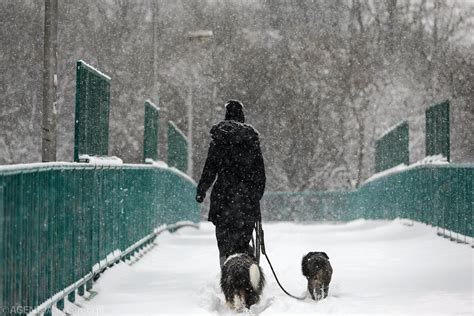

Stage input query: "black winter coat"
[{"left": 197, "top": 120, "right": 266, "bottom": 226}]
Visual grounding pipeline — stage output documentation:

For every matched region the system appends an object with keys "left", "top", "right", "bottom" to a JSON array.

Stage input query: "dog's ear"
[
  {"left": 302, "top": 252, "right": 310, "bottom": 262},
  {"left": 303, "top": 252, "right": 316, "bottom": 260},
  {"left": 318, "top": 252, "right": 329, "bottom": 260}
]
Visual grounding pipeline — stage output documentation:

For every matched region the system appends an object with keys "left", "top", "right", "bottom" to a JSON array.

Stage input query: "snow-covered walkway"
[{"left": 58, "top": 220, "right": 472, "bottom": 315}]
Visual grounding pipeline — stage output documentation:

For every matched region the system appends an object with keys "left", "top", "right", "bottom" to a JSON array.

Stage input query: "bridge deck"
[{"left": 59, "top": 220, "right": 472, "bottom": 315}]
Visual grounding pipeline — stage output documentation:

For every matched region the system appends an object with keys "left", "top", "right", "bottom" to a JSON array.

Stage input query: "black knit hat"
[{"left": 224, "top": 99, "right": 245, "bottom": 123}]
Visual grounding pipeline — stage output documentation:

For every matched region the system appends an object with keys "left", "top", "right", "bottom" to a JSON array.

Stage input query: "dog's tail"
[{"left": 249, "top": 263, "right": 261, "bottom": 291}]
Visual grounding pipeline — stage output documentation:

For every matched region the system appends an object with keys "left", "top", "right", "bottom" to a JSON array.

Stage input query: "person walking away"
[{"left": 196, "top": 100, "right": 266, "bottom": 268}]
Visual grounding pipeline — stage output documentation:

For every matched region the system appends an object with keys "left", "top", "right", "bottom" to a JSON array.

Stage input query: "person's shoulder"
[
  {"left": 210, "top": 120, "right": 261, "bottom": 143},
  {"left": 241, "top": 123, "right": 261, "bottom": 144},
  {"left": 209, "top": 121, "right": 225, "bottom": 140},
  {"left": 241, "top": 123, "right": 260, "bottom": 138},
  {"left": 209, "top": 121, "right": 223, "bottom": 134}
]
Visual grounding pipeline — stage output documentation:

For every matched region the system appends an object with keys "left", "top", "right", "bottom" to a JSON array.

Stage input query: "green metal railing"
[
  {"left": 167, "top": 121, "right": 188, "bottom": 174},
  {"left": 375, "top": 121, "right": 409, "bottom": 172},
  {"left": 351, "top": 164, "right": 472, "bottom": 237},
  {"left": 74, "top": 60, "right": 111, "bottom": 162},
  {"left": 0, "top": 163, "right": 199, "bottom": 315},
  {"left": 262, "top": 165, "right": 472, "bottom": 237}
]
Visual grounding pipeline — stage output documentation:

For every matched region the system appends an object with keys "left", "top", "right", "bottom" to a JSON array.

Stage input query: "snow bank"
[{"left": 74, "top": 220, "right": 473, "bottom": 316}]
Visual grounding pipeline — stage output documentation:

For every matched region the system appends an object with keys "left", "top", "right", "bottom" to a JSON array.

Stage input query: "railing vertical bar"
[
  {"left": 14, "top": 173, "right": 22, "bottom": 311},
  {"left": 30, "top": 172, "right": 38, "bottom": 310},
  {"left": 67, "top": 169, "right": 76, "bottom": 303},
  {"left": 22, "top": 172, "right": 30, "bottom": 313},
  {"left": 28, "top": 172, "right": 34, "bottom": 312},
  {"left": 56, "top": 168, "right": 65, "bottom": 311},
  {"left": 0, "top": 185, "right": 4, "bottom": 314},
  {"left": 8, "top": 176, "right": 14, "bottom": 313},
  {"left": 85, "top": 169, "right": 93, "bottom": 291}
]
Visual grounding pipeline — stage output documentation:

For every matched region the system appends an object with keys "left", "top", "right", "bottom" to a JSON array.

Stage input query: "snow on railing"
[
  {"left": 78, "top": 154, "right": 123, "bottom": 165},
  {"left": 364, "top": 155, "right": 450, "bottom": 185},
  {"left": 411, "top": 154, "right": 449, "bottom": 166},
  {"left": 144, "top": 158, "right": 168, "bottom": 168}
]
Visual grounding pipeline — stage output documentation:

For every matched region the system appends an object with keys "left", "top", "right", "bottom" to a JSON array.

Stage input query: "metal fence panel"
[
  {"left": 375, "top": 121, "right": 409, "bottom": 172},
  {"left": 143, "top": 100, "right": 160, "bottom": 162},
  {"left": 74, "top": 60, "right": 111, "bottom": 162},
  {"left": 167, "top": 121, "right": 188, "bottom": 173},
  {"left": 426, "top": 100, "right": 450, "bottom": 161}
]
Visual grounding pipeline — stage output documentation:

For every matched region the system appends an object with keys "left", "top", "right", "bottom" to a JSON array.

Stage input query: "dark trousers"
[{"left": 215, "top": 221, "right": 255, "bottom": 261}]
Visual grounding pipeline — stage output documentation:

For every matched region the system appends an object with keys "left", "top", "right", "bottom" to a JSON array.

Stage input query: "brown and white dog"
[
  {"left": 302, "top": 252, "right": 333, "bottom": 300},
  {"left": 220, "top": 253, "right": 265, "bottom": 311}
]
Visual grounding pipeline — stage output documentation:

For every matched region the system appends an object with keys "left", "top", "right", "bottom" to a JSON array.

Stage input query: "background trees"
[{"left": 1, "top": 0, "right": 472, "bottom": 191}]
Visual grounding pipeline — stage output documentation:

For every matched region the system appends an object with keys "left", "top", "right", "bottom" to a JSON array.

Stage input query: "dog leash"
[{"left": 256, "top": 221, "right": 307, "bottom": 301}]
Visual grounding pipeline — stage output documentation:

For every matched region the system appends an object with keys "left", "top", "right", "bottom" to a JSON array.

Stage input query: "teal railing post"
[
  {"left": 425, "top": 100, "right": 450, "bottom": 161},
  {"left": 73, "top": 60, "right": 111, "bottom": 162},
  {"left": 143, "top": 100, "right": 160, "bottom": 162},
  {"left": 167, "top": 121, "right": 188, "bottom": 173},
  {"left": 375, "top": 121, "right": 409, "bottom": 173}
]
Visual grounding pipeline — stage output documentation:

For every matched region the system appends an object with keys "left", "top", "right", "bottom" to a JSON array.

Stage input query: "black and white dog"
[
  {"left": 302, "top": 252, "right": 333, "bottom": 300},
  {"left": 220, "top": 253, "right": 265, "bottom": 311}
]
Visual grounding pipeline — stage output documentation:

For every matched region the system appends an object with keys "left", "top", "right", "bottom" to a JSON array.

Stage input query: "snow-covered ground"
[{"left": 58, "top": 220, "right": 473, "bottom": 315}]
